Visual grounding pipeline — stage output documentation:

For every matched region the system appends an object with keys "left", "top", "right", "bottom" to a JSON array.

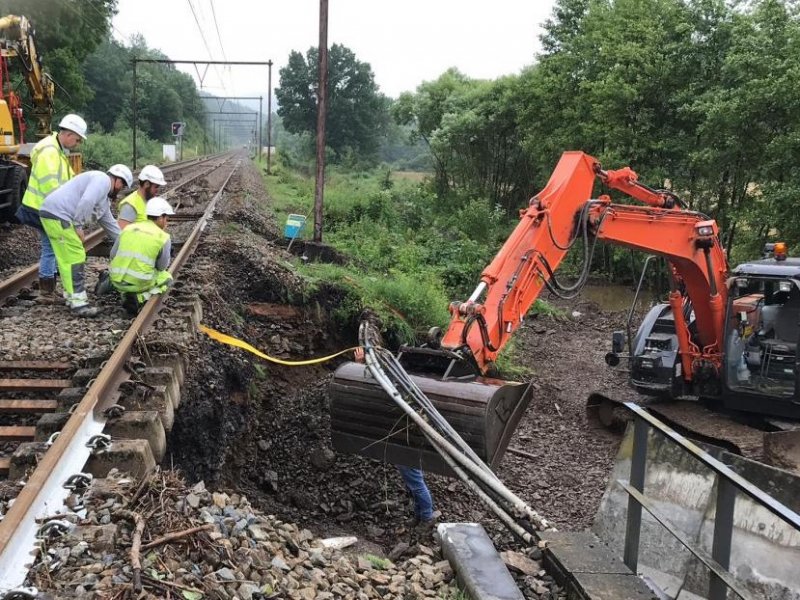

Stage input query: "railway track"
[
  {"left": 0, "top": 152, "right": 235, "bottom": 302},
  {"left": 0, "top": 153, "right": 241, "bottom": 593}
]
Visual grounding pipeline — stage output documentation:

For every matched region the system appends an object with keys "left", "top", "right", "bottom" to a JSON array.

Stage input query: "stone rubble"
[{"left": 26, "top": 469, "right": 469, "bottom": 599}]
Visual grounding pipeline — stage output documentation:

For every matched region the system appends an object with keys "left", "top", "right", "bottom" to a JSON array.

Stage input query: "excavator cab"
[{"left": 721, "top": 255, "right": 800, "bottom": 418}]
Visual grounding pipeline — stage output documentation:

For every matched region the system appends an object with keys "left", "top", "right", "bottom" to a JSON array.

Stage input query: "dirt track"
[{"left": 165, "top": 160, "right": 636, "bottom": 556}]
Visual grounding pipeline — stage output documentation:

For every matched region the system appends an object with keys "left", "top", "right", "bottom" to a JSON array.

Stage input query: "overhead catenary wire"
[
  {"left": 186, "top": 0, "right": 226, "bottom": 91},
  {"left": 207, "top": 0, "right": 237, "bottom": 96}
]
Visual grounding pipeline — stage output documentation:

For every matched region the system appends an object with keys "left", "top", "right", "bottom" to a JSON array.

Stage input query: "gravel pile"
[{"left": 28, "top": 469, "right": 464, "bottom": 599}]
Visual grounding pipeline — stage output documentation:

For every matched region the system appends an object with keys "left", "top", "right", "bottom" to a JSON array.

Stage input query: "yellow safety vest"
[
  {"left": 118, "top": 190, "right": 147, "bottom": 223},
  {"left": 21, "top": 133, "right": 74, "bottom": 210},
  {"left": 109, "top": 219, "right": 170, "bottom": 292}
]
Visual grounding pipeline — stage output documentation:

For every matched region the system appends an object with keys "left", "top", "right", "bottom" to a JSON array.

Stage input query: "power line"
[
  {"left": 207, "top": 0, "right": 235, "bottom": 96},
  {"left": 81, "top": 0, "right": 134, "bottom": 46},
  {"left": 208, "top": 0, "right": 228, "bottom": 62},
  {"left": 186, "top": 0, "right": 226, "bottom": 91}
]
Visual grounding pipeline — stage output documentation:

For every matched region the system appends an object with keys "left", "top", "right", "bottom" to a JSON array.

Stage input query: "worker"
[
  {"left": 397, "top": 465, "right": 439, "bottom": 531},
  {"left": 117, "top": 165, "right": 167, "bottom": 229},
  {"left": 103, "top": 196, "right": 175, "bottom": 315},
  {"left": 15, "top": 114, "right": 87, "bottom": 303},
  {"left": 352, "top": 347, "right": 439, "bottom": 531},
  {"left": 39, "top": 165, "right": 131, "bottom": 317}
]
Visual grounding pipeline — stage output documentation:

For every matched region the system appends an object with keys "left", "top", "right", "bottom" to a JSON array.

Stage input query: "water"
[{"left": 580, "top": 283, "right": 663, "bottom": 313}]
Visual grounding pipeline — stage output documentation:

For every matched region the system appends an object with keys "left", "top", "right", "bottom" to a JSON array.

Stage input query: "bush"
[{"left": 82, "top": 127, "right": 161, "bottom": 170}]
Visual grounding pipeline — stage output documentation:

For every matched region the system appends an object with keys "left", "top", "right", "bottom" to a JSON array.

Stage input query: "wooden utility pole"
[
  {"left": 313, "top": 0, "right": 329, "bottom": 242},
  {"left": 267, "top": 60, "right": 273, "bottom": 174}
]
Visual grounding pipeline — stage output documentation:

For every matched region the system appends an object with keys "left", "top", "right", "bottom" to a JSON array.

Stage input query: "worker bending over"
[
  {"left": 15, "top": 114, "right": 87, "bottom": 303},
  {"left": 39, "top": 165, "right": 131, "bottom": 317},
  {"left": 117, "top": 164, "right": 167, "bottom": 228},
  {"left": 103, "top": 196, "right": 175, "bottom": 315}
]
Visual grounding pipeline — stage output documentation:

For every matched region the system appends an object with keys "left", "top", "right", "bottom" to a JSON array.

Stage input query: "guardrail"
[{"left": 620, "top": 402, "right": 800, "bottom": 600}]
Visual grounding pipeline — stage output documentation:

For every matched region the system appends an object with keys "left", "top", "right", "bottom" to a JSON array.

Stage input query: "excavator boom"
[
  {"left": 328, "top": 151, "right": 771, "bottom": 474},
  {"left": 0, "top": 15, "right": 54, "bottom": 140}
]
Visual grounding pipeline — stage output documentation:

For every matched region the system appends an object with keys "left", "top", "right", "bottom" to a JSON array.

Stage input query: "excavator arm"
[
  {"left": 330, "top": 151, "right": 731, "bottom": 474},
  {"left": 0, "top": 15, "right": 55, "bottom": 140},
  {"left": 441, "top": 151, "right": 728, "bottom": 382}
]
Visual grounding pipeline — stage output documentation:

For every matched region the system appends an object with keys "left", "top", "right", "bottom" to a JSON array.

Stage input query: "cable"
[
  {"left": 207, "top": 0, "right": 236, "bottom": 96},
  {"left": 81, "top": 0, "right": 134, "bottom": 45},
  {"left": 186, "top": 0, "right": 226, "bottom": 91},
  {"left": 357, "top": 320, "right": 553, "bottom": 537}
]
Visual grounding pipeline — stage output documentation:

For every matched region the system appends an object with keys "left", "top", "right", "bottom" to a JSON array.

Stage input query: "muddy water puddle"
[{"left": 579, "top": 283, "right": 664, "bottom": 313}]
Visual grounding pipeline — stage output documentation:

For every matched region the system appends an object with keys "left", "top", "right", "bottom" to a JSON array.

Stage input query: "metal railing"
[{"left": 620, "top": 402, "right": 800, "bottom": 600}]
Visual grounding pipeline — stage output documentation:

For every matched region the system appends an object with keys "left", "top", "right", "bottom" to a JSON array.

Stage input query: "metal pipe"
[
  {"left": 627, "top": 256, "right": 655, "bottom": 358},
  {"left": 359, "top": 324, "right": 551, "bottom": 530},
  {"left": 468, "top": 282, "right": 488, "bottom": 304}
]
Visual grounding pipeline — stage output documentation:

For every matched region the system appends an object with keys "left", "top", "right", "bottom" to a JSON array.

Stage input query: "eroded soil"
[{"left": 166, "top": 160, "right": 637, "bottom": 560}]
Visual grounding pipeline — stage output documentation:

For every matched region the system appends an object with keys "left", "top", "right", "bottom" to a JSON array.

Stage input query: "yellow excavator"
[{"left": 0, "top": 15, "right": 80, "bottom": 221}]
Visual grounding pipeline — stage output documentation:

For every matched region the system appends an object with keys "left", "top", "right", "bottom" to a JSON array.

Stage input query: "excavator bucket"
[{"left": 329, "top": 361, "right": 533, "bottom": 477}]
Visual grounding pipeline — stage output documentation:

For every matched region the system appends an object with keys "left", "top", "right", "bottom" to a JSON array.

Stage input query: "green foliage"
[
  {"left": 363, "top": 554, "right": 390, "bottom": 570},
  {"left": 298, "top": 261, "right": 449, "bottom": 346},
  {"left": 0, "top": 0, "right": 117, "bottom": 115},
  {"left": 276, "top": 44, "right": 390, "bottom": 163},
  {"left": 81, "top": 127, "right": 160, "bottom": 169},
  {"left": 494, "top": 337, "right": 533, "bottom": 381},
  {"left": 531, "top": 299, "right": 567, "bottom": 319}
]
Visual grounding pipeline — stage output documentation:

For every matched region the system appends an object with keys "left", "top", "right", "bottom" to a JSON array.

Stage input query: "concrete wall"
[{"left": 592, "top": 423, "right": 800, "bottom": 599}]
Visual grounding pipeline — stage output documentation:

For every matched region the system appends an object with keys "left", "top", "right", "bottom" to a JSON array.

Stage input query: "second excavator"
[{"left": 330, "top": 150, "right": 800, "bottom": 473}]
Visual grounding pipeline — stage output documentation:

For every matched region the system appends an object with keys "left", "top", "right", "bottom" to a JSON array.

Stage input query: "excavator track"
[{"left": 587, "top": 394, "right": 771, "bottom": 462}]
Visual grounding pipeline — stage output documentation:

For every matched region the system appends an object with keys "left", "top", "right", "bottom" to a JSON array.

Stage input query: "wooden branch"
[
  {"left": 130, "top": 512, "right": 146, "bottom": 593},
  {"left": 141, "top": 523, "right": 213, "bottom": 550},
  {"left": 506, "top": 446, "right": 538, "bottom": 461}
]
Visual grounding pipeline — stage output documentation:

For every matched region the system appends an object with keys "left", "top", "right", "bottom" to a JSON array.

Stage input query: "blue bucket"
[{"left": 284, "top": 214, "right": 306, "bottom": 239}]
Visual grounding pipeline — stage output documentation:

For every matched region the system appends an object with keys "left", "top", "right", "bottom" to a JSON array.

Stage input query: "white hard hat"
[
  {"left": 145, "top": 196, "right": 175, "bottom": 217},
  {"left": 138, "top": 165, "right": 167, "bottom": 186},
  {"left": 107, "top": 164, "right": 133, "bottom": 188},
  {"left": 58, "top": 114, "right": 88, "bottom": 139}
]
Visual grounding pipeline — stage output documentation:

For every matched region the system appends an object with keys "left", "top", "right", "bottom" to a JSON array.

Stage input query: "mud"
[{"left": 168, "top": 158, "right": 636, "bottom": 560}]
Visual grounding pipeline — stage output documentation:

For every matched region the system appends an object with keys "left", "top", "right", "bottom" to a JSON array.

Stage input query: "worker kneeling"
[{"left": 101, "top": 197, "right": 175, "bottom": 315}]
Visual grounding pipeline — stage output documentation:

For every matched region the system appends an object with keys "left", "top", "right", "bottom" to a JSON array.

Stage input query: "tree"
[
  {"left": 0, "top": 0, "right": 118, "bottom": 114},
  {"left": 276, "top": 43, "right": 389, "bottom": 163}
]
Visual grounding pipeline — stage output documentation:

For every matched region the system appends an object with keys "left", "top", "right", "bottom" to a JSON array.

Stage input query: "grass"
[
  {"left": 260, "top": 156, "right": 526, "bottom": 352},
  {"left": 531, "top": 298, "right": 567, "bottom": 319},
  {"left": 364, "top": 554, "right": 391, "bottom": 570}
]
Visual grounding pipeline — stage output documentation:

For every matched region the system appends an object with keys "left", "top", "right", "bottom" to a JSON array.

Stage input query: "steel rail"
[
  {"left": 0, "top": 159, "right": 240, "bottom": 592},
  {"left": 0, "top": 153, "right": 235, "bottom": 302}
]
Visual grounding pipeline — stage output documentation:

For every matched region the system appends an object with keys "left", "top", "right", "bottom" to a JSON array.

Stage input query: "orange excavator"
[{"left": 330, "top": 151, "right": 800, "bottom": 473}]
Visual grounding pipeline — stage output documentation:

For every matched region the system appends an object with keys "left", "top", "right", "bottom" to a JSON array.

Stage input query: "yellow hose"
[{"left": 199, "top": 324, "right": 360, "bottom": 366}]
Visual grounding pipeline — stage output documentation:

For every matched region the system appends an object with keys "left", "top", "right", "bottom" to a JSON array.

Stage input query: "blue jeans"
[
  {"left": 16, "top": 205, "right": 56, "bottom": 278},
  {"left": 397, "top": 465, "right": 434, "bottom": 521}
]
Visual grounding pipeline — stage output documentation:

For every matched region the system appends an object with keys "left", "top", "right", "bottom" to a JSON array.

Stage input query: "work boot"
[
  {"left": 36, "top": 277, "right": 60, "bottom": 304},
  {"left": 121, "top": 293, "right": 140, "bottom": 317},
  {"left": 71, "top": 305, "right": 101, "bottom": 318},
  {"left": 94, "top": 270, "right": 112, "bottom": 295}
]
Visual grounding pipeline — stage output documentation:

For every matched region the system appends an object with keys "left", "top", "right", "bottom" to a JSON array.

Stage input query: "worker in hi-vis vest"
[
  {"left": 39, "top": 166, "right": 131, "bottom": 317},
  {"left": 117, "top": 164, "right": 167, "bottom": 229},
  {"left": 99, "top": 196, "right": 174, "bottom": 315},
  {"left": 15, "top": 114, "right": 87, "bottom": 303}
]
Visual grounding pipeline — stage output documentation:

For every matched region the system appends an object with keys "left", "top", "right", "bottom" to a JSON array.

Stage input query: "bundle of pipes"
[{"left": 357, "top": 319, "right": 553, "bottom": 544}]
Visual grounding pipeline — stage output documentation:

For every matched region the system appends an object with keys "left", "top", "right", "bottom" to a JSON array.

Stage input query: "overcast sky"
[{"left": 113, "top": 0, "right": 556, "bottom": 103}]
